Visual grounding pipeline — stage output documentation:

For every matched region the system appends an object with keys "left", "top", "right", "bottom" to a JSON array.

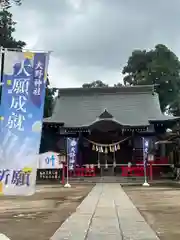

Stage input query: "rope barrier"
[
  {"left": 84, "top": 136, "right": 130, "bottom": 147},
  {"left": 79, "top": 164, "right": 171, "bottom": 167}
]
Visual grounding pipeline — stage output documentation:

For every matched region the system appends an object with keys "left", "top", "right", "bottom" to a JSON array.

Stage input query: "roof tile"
[{"left": 44, "top": 86, "right": 176, "bottom": 126}]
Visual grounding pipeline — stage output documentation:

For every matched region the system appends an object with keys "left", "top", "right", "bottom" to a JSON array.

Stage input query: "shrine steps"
[
  {"left": 65, "top": 176, "right": 145, "bottom": 183},
  {"left": 36, "top": 176, "right": 145, "bottom": 185}
]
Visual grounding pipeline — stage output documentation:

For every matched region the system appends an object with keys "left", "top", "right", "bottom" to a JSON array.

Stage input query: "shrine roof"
[{"left": 44, "top": 85, "right": 179, "bottom": 127}]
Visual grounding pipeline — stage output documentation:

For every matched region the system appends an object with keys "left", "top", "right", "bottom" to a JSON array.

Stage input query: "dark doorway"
[{"left": 99, "top": 152, "right": 115, "bottom": 176}]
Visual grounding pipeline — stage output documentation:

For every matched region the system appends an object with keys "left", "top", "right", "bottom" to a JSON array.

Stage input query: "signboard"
[
  {"left": 39, "top": 152, "right": 64, "bottom": 169},
  {"left": 67, "top": 138, "right": 78, "bottom": 170},
  {"left": 38, "top": 169, "right": 61, "bottom": 180},
  {"left": 0, "top": 50, "right": 49, "bottom": 195}
]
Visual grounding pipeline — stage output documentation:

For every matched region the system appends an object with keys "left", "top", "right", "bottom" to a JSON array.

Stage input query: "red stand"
[
  {"left": 88, "top": 168, "right": 91, "bottom": 177},
  {"left": 85, "top": 167, "right": 88, "bottom": 177},
  {"left": 150, "top": 162, "right": 153, "bottom": 181},
  {"left": 92, "top": 167, "right": 95, "bottom": 177},
  {"left": 77, "top": 167, "right": 80, "bottom": 177},
  {"left": 81, "top": 168, "right": 84, "bottom": 177},
  {"left": 73, "top": 167, "right": 76, "bottom": 177},
  {"left": 127, "top": 167, "right": 130, "bottom": 177}
]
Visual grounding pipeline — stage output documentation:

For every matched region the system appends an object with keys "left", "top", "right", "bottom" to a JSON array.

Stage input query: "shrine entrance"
[
  {"left": 98, "top": 152, "right": 116, "bottom": 176},
  {"left": 80, "top": 116, "right": 133, "bottom": 176}
]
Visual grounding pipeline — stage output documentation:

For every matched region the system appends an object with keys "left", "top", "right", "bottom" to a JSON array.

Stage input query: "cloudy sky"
[{"left": 11, "top": 0, "right": 180, "bottom": 88}]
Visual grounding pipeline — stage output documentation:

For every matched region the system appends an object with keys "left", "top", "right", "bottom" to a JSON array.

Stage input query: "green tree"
[
  {"left": 82, "top": 80, "right": 123, "bottom": 88},
  {"left": 0, "top": 9, "right": 25, "bottom": 98},
  {"left": 0, "top": 9, "right": 25, "bottom": 48},
  {"left": 82, "top": 80, "right": 109, "bottom": 88},
  {"left": 1, "top": 0, "right": 21, "bottom": 9},
  {"left": 114, "top": 82, "right": 123, "bottom": 87},
  {"left": 43, "top": 77, "right": 56, "bottom": 118},
  {"left": 122, "top": 44, "right": 180, "bottom": 114},
  {"left": 0, "top": 9, "right": 55, "bottom": 116}
]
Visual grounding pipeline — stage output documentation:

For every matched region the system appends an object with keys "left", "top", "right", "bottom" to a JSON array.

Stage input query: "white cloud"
[{"left": 10, "top": 0, "right": 180, "bottom": 87}]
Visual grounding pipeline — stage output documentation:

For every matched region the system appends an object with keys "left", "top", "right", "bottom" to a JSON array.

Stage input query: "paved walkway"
[{"left": 51, "top": 183, "right": 160, "bottom": 240}]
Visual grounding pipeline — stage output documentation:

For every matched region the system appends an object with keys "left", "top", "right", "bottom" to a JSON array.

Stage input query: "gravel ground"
[
  {"left": 123, "top": 182, "right": 180, "bottom": 240},
  {"left": 0, "top": 184, "right": 94, "bottom": 240}
]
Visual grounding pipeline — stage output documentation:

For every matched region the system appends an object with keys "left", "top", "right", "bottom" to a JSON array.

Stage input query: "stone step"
[
  {"left": 37, "top": 177, "right": 147, "bottom": 185},
  {"left": 67, "top": 176, "right": 145, "bottom": 183}
]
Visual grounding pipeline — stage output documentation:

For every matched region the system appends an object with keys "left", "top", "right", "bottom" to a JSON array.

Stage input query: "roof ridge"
[{"left": 58, "top": 85, "right": 155, "bottom": 96}]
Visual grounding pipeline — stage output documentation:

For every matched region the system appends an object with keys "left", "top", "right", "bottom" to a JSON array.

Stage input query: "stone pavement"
[{"left": 51, "top": 183, "right": 160, "bottom": 240}]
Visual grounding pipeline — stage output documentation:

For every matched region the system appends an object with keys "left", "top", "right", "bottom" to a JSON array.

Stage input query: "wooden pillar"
[
  {"left": 62, "top": 163, "right": 65, "bottom": 184},
  {"left": 150, "top": 162, "right": 153, "bottom": 181}
]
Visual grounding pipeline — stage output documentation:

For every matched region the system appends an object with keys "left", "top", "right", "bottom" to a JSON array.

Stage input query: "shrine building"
[{"left": 40, "top": 85, "right": 179, "bottom": 178}]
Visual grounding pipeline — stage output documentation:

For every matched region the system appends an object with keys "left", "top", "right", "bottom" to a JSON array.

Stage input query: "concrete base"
[
  {"left": 64, "top": 183, "right": 71, "bottom": 188},
  {"left": 143, "top": 181, "right": 150, "bottom": 187},
  {"left": 0, "top": 234, "right": 11, "bottom": 240}
]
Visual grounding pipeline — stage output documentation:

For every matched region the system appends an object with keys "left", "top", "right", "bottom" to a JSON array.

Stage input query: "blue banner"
[
  {"left": 67, "top": 138, "right": 78, "bottom": 170},
  {"left": 142, "top": 137, "right": 149, "bottom": 167},
  {"left": 0, "top": 51, "right": 49, "bottom": 195}
]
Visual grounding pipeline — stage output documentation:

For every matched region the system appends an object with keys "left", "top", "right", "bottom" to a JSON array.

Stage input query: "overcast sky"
[{"left": 10, "top": 0, "right": 180, "bottom": 88}]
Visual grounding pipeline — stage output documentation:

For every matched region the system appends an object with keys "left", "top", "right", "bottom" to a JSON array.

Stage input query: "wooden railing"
[
  {"left": 133, "top": 156, "right": 168, "bottom": 164},
  {"left": 36, "top": 156, "right": 170, "bottom": 181}
]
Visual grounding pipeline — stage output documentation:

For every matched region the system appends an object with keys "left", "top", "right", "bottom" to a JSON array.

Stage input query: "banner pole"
[
  {"left": 142, "top": 137, "right": 150, "bottom": 187},
  {"left": 64, "top": 138, "right": 71, "bottom": 188},
  {"left": 143, "top": 160, "right": 149, "bottom": 186}
]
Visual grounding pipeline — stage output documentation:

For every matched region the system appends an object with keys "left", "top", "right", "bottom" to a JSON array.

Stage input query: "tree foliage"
[
  {"left": 122, "top": 44, "right": 180, "bottom": 114},
  {"left": 44, "top": 77, "right": 56, "bottom": 118},
  {"left": 0, "top": 8, "right": 55, "bottom": 117},
  {"left": 0, "top": 0, "right": 21, "bottom": 9},
  {"left": 0, "top": 9, "right": 25, "bottom": 48},
  {"left": 82, "top": 80, "right": 109, "bottom": 88},
  {"left": 82, "top": 80, "right": 123, "bottom": 88},
  {"left": 114, "top": 82, "right": 123, "bottom": 87},
  {"left": 0, "top": 9, "right": 25, "bottom": 100}
]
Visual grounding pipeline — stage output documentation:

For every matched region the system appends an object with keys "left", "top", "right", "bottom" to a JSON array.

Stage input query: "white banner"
[{"left": 39, "top": 152, "right": 64, "bottom": 169}]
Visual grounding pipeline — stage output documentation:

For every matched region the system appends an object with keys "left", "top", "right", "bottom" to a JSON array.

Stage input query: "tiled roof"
[{"left": 44, "top": 85, "right": 178, "bottom": 127}]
